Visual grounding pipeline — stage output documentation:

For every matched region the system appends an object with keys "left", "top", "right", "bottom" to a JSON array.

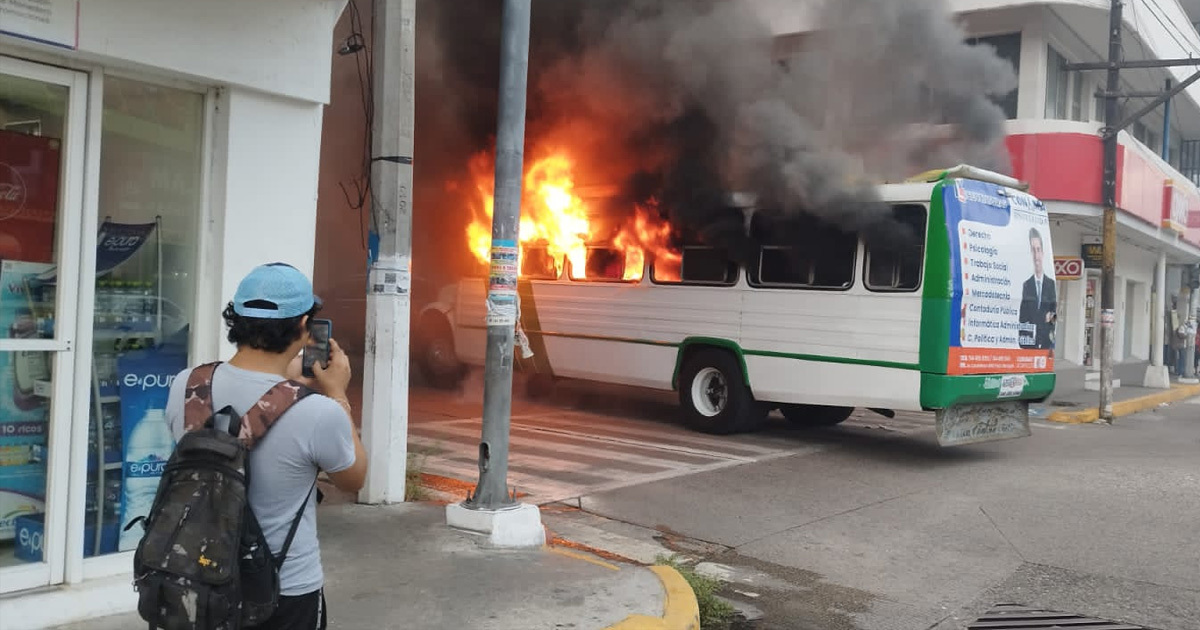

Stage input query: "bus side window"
[
  {"left": 521, "top": 246, "right": 560, "bottom": 280},
  {"left": 865, "top": 204, "right": 927, "bottom": 292},
  {"left": 652, "top": 247, "right": 737, "bottom": 285},
  {"left": 751, "top": 213, "right": 856, "bottom": 290},
  {"left": 571, "top": 247, "right": 630, "bottom": 282}
]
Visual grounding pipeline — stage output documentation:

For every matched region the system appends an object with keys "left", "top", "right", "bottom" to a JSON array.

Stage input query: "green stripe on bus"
[
  {"left": 919, "top": 372, "right": 1056, "bottom": 409},
  {"left": 920, "top": 181, "right": 954, "bottom": 374},
  {"left": 740, "top": 350, "right": 919, "bottom": 371}
]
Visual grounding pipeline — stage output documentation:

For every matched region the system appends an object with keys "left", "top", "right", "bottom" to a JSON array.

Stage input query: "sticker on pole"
[
  {"left": 368, "top": 259, "right": 410, "bottom": 296},
  {"left": 487, "top": 239, "right": 519, "bottom": 326}
]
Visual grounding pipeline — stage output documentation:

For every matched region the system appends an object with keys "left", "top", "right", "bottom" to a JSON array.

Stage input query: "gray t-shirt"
[{"left": 166, "top": 363, "right": 356, "bottom": 596}]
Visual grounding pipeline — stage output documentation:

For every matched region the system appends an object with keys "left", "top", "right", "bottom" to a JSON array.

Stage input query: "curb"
[
  {"left": 606, "top": 565, "right": 701, "bottom": 630},
  {"left": 1046, "top": 383, "right": 1200, "bottom": 423}
]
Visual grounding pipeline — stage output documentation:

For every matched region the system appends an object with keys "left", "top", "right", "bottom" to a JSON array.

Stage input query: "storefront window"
[
  {"left": 84, "top": 76, "right": 204, "bottom": 557},
  {"left": 0, "top": 73, "right": 67, "bottom": 571}
]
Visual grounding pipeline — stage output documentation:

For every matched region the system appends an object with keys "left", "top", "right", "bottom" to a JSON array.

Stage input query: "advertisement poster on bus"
[{"left": 945, "top": 178, "right": 1056, "bottom": 376}]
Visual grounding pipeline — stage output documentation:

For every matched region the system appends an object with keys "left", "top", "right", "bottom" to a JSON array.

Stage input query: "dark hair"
[
  {"left": 222, "top": 301, "right": 321, "bottom": 354},
  {"left": 1029, "top": 228, "right": 1042, "bottom": 245}
]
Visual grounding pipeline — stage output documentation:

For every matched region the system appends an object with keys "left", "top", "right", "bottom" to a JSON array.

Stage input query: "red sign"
[
  {"left": 0, "top": 130, "right": 60, "bottom": 264},
  {"left": 947, "top": 348, "right": 1054, "bottom": 375},
  {"left": 1162, "top": 181, "right": 1188, "bottom": 233},
  {"left": 1054, "top": 257, "right": 1083, "bottom": 280}
]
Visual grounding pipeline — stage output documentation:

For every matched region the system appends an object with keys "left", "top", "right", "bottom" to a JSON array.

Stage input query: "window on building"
[
  {"left": 88, "top": 74, "right": 204, "bottom": 558},
  {"left": 865, "top": 205, "right": 928, "bottom": 292},
  {"left": 749, "top": 213, "right": 857, "bottom": 290},
  {"left": 1145, "top": 129, "right": 1161, "bottom": 156},
  {"left": 1045, "top": 46, "right": 1071, "bottom": 119},
  {"left": 1182, "top": 140, "right": 1200, "bottom": 187},
  {"left": 1071, "top": 71, "right": 1086, "bottom": 121},
  {"left": 968, "top": 33, "right": 1021, "bottom": 119}
]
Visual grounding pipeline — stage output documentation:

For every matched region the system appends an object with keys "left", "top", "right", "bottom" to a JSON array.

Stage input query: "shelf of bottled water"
[
  {"left": 92, "top": 278, "right": 159, "bottom": 398},
  {"left": 94, "top": 279, "right": 158, "bottom": 333}
]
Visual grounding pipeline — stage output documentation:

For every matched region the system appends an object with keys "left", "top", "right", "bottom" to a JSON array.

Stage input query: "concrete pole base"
[
  {"left": 1143, "top": 365, "right": 1171, "bottom": 389},
  {"left": 446, "top": 502, "right": 546, "bottom": 548}
]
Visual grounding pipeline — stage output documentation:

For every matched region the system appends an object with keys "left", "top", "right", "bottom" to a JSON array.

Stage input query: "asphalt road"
[{"left": 569, "top": 396, "right": 1200, "bottom": 630}]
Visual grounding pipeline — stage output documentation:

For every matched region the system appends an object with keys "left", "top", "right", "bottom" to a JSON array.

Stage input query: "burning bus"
[{"left": 416, "top": 158, "right": 1057, "bottom": 447}]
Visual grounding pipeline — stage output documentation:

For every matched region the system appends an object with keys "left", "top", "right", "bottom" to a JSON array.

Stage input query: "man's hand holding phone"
[
  {"left": 311, "top": 338, "right": 351, "bottom": 398},
  {"left": 288, "top": 338, "right": 351, "bottom": 397}
]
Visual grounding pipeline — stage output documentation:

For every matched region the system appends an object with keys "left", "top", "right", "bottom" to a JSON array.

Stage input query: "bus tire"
[
  {"left": 780, "top": 404, "right": 854, "bottom": 427},
  {"left": 678, "top": 349, "right": 766, "bottom": 435},
  {"left": 416, "top": 315, "right": 463, "bottom": 390}
]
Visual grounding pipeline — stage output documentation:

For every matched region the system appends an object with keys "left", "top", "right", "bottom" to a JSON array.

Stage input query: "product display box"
[{"left": 0, "top": 260, "right": 54, "bottom": 541}]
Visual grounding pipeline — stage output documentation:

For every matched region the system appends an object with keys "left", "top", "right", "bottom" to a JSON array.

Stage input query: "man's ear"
[{"left": 299, "top": 315, "right": 310, "bottom": 334}]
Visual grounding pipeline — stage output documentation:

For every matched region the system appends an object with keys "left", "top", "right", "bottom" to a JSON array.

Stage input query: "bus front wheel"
[
  {"left": 678, "top": 349, "right": 766, "bottom": 435},
  {"left": 780, "top": 404, "right": 854, "bottom": 427}
]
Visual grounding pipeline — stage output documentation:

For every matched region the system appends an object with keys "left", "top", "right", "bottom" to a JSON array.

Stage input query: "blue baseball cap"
[{"left": 232, "top": 263, "right": 321, "bottom": 319}]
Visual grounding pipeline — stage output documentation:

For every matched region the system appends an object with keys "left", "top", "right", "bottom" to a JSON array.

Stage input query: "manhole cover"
[{"left": 969, "top": 603, "right": 1153, "bottom": 629}]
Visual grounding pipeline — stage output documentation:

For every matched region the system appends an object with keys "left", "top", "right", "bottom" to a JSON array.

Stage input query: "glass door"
[{"left": 0, "top": 56, "right": 87, "bottom": 593}]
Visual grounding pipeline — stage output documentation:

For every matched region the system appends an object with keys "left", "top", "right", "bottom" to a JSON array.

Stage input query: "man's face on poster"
[{"left": 1030, "top": 233, "right": 1044, "bottom": 277}]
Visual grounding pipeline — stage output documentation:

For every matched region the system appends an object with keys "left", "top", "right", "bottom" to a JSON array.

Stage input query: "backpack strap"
[
  {"left": 182, "top": 362, "right": 223, "bottom": 432},
  {"left": 234, "top": 379, "right": 314, "bottom": 449},
  {"left": 274, "top": 477, "right": 318, "bottom": 568}
]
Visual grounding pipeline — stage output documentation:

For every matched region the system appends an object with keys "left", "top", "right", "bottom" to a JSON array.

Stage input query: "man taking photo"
[{"left": 165, "top": 262, "right": 367, "bottom": 629}]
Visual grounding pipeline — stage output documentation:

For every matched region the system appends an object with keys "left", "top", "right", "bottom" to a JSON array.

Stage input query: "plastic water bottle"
[{"left": 119, "top": 409, "right": 174, "bottom": 551}]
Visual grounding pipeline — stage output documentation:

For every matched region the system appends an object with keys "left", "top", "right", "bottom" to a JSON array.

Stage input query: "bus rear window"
[{"left": 865, "top": 204, "right": 927, "bottom": 292}]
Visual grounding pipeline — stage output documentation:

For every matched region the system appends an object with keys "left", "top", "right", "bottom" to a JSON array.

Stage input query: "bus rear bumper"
[{"left": 920, "top": 372, "right": 1056, "bottom": 409}]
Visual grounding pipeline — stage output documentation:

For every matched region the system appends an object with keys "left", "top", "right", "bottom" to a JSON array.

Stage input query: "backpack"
[{"left": 129, "top": 362, "right": 315, "bottom": 630}]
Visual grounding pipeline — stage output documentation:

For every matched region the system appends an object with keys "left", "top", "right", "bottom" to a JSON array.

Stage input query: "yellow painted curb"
[
  {"left": 1046, "top": 383, "right": 1200, "bottom": 424},
  {"left": 606, "top": 565, "right": 701, "bottom": 630}
]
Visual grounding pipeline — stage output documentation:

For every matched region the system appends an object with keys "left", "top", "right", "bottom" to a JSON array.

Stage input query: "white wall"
[
  {"left": 196, "top": 87, "right": 326, "bottom": 361},
  {"left": 69, "top": 0, "right": 345, "bottom": 104}
]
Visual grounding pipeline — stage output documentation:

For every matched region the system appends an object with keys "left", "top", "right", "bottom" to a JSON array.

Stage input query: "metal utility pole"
[
  {"left": 360, "top": 0, "right": 416, "bottom": 504},
  {"left": 1067, "top": 2, "right": 1200, "bottom": 413},
  {"left": 1098, "top": 0, "right": 1122, "bottom": 422},
  {"left": 465, "top": 0, "right": 532, "bottom": 510}
]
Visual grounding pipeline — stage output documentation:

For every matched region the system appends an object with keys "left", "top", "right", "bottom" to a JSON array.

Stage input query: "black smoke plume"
[{"left": 414, "top": 0, "right": 1018, "bottom": 273}]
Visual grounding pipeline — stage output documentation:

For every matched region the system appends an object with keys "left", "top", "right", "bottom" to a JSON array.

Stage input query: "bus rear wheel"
[
  {"left": 780, "top": 404, "right": 854, "bottom": 428},
  {"left": 678, "top": 349, "right": 766, "bottom": 435}
]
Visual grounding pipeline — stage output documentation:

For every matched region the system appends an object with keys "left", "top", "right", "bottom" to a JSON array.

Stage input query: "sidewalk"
[
  {"left": 1034, "top": 378, "right": 1200, "bottom": 424},
  {"left": 50, "top": 500, "right": 697, "bottom": 630}
]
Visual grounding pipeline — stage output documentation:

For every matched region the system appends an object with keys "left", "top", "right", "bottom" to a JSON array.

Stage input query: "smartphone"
[{"left": 302, "top": 319, "right": 333, "bottom": 378}]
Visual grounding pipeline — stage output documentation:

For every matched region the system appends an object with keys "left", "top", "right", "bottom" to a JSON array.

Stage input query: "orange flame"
[{"left": 467, "top": 150, "right": 681, "bottom": 282}]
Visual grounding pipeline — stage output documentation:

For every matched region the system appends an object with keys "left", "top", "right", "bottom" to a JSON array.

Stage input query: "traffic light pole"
[{"left": 1075, "top": 0, "right": 1200, "bottom": 418}]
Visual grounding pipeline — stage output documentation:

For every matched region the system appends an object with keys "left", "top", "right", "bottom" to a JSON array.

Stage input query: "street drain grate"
[{"left": 968, "top": 603, "right": 1152, "bottom": 629}]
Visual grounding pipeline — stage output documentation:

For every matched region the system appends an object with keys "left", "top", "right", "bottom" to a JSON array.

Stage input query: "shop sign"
[
  {"left": 1161, "top": 181, "right": 1189, "bottom": 234},
  {"left": 1053, "top": 257, "right": 1083, "bottom": 280},
  {"left": 1081, "top": 243, "right": 1103, "bottom": 269},
  {"left": 0, "top": 0, "right": 79, "bottom": 50}
]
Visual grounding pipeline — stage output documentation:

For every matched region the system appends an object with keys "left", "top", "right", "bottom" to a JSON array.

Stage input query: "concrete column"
[{"left": 1144, "top": 253, "right": 1170, "bottom": 388}]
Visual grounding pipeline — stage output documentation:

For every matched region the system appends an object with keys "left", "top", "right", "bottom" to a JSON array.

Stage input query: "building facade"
[
  {"left": 760, "top": 0, "right": 1200, "bottom": 389},
  {"left": 0, "top": 1, "right": 346, "bottom": 627}
]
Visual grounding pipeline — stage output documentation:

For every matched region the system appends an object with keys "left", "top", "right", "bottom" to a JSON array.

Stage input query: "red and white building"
[{"left": 759, "top": 0, "right": 1200, "bottom": 390}]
